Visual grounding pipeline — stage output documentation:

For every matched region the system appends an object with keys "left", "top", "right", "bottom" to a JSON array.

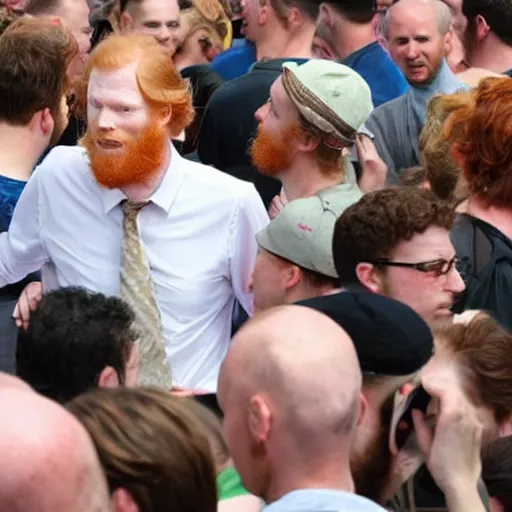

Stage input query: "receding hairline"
[{"left": 381, "top": 0, "right": 452, "bottom": 40}]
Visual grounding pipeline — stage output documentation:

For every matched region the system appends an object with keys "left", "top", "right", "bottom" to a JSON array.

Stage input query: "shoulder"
[
  {"left": 35, "top": 145, "right": 90, "bottom": 177},
  {"left": 367, "top": 94, "right": 407, "bottom": 127}
]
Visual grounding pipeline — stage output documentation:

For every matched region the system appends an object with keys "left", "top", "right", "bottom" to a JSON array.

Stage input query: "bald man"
[
  {"left": 366, "top": 0, "right": 468, "bottom": 181},
  {"left": 0, "top": 388, "right": 112, "bottom": 511},
  {"left": 217, "top": 305, "right": 386, "bottom": 512}
]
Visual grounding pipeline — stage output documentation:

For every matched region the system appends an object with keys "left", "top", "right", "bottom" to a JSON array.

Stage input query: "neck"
[
  {"left": 265, "top": 455, "right": 354, "bottom": 504},
  {"left": 0, "top": 124, "right": 47, "bottom": 181},
  {"left": 121, "top": 143, "right": 171, "bottom": 203},
  {"left": 279, "top": 157, "right": 343, "bottom": 202},
  {"left": 333, "top": 23, "right": 375, "bottom": 61},
  {"left": 467, "top": 195, "right": 512, "bottom": 239},
  {"left": 173, "top": 52, "right": 204, "bottom": 72},
  {"left": 468, "top": 36, "right": 512, "bottom": 74},
  {"left": 256, "top": 24, "right": 315, "bottom": 61}
]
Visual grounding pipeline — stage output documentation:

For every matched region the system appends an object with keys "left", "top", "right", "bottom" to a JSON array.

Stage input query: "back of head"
[
  {"left": 16, "top": 287, "right": 136, "bottom": 403},
  {"left": 68, "top": 387, "right": 218, "bottom": 512},
  {"left": 268, "top": 0, "right": 319, "bottom": 28},
  {"left": 327, "top": 0, "right": 376, "bottom": 24},
  {"left": 420, "top": 91, "right": 472, "bottom": 202},
  {"left": 0, "top": 388, "right": 110, "bottom": 512},
  {"left": 444, "top": 76, "right": 512, "bottom": 209},
  {"left": 463, "top": 0, "right": 512, "bottom": 47},
  {"left": 81, "top": 33, "right": 194, "bottom": 137},
  {"left": 332, "top": 187, "right": 455, "bottom": 285},
  {"left": 0, "top": 16, "right": 77, "bottom": 125},
  {"left": 24, "top": 0, "right": 61, "bottom": 15},
  {"left": 221, "top": 305, "right": 362, "bottom": 456}
]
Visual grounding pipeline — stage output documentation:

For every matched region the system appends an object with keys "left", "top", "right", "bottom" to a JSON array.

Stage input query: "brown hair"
[
  {"left": 67, "top": 387, "right": 218, "bottom": 512},
  {"left": 420, "top": 92, "right": 471, "bottom": 202},
  {"left": 0, "top": 16, "right": 77, "bottom": 125},
  {"left": 80, "top": 34, "right": 195, "bottom": 137},
  {"left": 444, "top": 77, "right": 512, "bottom": 209},
  {"left": 433, "top": 313, "right": 512, "bottom": 423},
  {"left": 400, "top": 166, "right": 427, "bottom": 188},
  {"left": 332, "top": 187, "right": 455, "bottom": 284},
  {"left": 482, "top": 436, "right": 512, "bottom": 510},
  {"left": 264, "top": 0, "right": 319, "bottom": 27}
]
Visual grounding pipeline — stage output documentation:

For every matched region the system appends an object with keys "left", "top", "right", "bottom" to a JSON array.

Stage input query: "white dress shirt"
[{"left": 0, "top": 144, "right": 269, "bottom": 390}]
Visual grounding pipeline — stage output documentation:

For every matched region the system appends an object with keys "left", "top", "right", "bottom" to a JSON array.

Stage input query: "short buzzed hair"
[
  {"left": 463, "top": 0, "right": 512, "bottom": 46},
  {"left": 268, "top": 0, "right": 319, "bottom": 25},
  {"left": 380, "top": 0, "right": 452, "bottom": 40},
  {"left": 24, "top": 0, "right": 61, "bottom": 15},
  {"left": 328, "top": 0, "right": 376, "bottom": 24}
]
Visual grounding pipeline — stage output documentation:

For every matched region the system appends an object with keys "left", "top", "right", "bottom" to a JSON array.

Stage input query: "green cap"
[
  {"left": 256, "top": 185, "right": 362, "bottom": 278},
  {"left": 281, "top": 60, "right": 373, "bottom": 149}
]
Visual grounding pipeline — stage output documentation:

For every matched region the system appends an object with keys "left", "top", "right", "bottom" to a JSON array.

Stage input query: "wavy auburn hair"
[
  {"left": 443, "top": 77, "right": 512, "bottom": 208},
  {"left": 79, "top": 34, "right": 195, "bottom": 137}
]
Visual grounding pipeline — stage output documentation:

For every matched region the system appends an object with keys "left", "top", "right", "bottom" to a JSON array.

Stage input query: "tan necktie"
[{"left": 120, "top": 200, "right": 172, "bottom": 388}]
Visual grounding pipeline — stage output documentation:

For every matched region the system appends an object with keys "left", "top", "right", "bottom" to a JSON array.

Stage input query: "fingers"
[
  {"left": 12, "top": 282, "right": 43, "bottom": 331},
  {"left": 412, "top": 409, "right": 433, "bottom": 458}
]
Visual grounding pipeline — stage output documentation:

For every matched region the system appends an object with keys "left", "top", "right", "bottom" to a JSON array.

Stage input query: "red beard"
[
  {"left": 250, "top": 123, "right": 300, "bottom": 176},
  {"left": 81, "top": 124, "right": 168, "bottom": 189}
]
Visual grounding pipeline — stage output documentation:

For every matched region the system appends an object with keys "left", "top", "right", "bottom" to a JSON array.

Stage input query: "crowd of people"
[{"left": 0, "top": 0, "right": 511, "bottom": 510}]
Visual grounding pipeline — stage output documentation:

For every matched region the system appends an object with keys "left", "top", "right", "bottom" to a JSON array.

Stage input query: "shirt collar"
[{"left": 100, "top": 142, "right": 185, "bottom": 215}]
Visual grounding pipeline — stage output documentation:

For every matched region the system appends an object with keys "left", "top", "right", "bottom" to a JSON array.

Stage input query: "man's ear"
[
  {"left": 248, "top": 395, "right": 272, "bottom": 444},
  {"left": 295, "top": 129, "right": 320, "bottom": 153},
  {"left": 358, "top": 392, "right": 368, "bottom": 427},
  {"left": 112, "top": 488, "right": 140, "bottom": 512},
  {"left": 287, "top": 6, "right": 302, "bottom": 29},
  {"left": 155, "top": 105, "right": 172, "bottom": 128},
  {"left": 120, "top": 11, "right": 133, "bottom": 31},
  {"left": 475, "top": 14, "right": 491, "bottom": 42},
  {"left": 356, "top": 262, "right": 383, "bottom": 294},
  {"left": 284, "top": 264, "right": 302, "bottom": 291},
  {"left": 443, "top": 29, "right": 453, "bottom": 56},
  {"left": 32, "top": 108, "right": 54, "bottom": 138},
  {"left": 320, "top": 3, "right": 334, "bottom": 29},
  {"left": 98, "top": 366, "right": 121, "bottom": 389}
]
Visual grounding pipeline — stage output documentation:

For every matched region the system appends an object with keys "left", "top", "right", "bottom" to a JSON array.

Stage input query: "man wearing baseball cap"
[
  {"left": 251, "top": 59, "right": 373, "bottom": 206},
  {"left": 250, "top": 182, "right": 361, "bottom": 314},
  {"left": 297, "top": 291, "right": 434, "bottom": 506}
]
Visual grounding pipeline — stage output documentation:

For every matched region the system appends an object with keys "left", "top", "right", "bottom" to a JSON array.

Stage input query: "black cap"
[{"left": 297, "top": 291, "right": 433, "bottom": 376}]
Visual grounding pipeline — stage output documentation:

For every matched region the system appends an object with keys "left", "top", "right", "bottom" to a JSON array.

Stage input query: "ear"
[
  {"left": 355, "top": 262, "right": 383, "bottom": 294},
  {"left": 120, "top": 11, "right": 133, "bottom": 31},
  {"left": 155, "top": 105, "right": 172, "bottom": 128},
  {"left": 248, "top": 395, "right": 272, "bottom": 444},
  {"left": 258, "top": 2, "right": 268, "bottom": 26},
  {"left": 98, "top": 366, "right": 121, "bottom": 388},
  {"left": 287, "top": 6, "right": 302, "bottom": 28},
  {"left": 443, "top": 29, "right": 453, "bottom": 56},
  {"left": 284, "top": 264, "right": 302, "bottom": 291},
  {"left": 357, "top": 392, "right": 368, "bottom": 427},
  {"left": 475, "top": 14, "right": 490, "bottom": 42},
  {"left": 498, "top": 417, "right": 512, "bottom": 437},
  {"left": 32, "top": 108, "right": 54, "bottom": 138},
  {"left": 320, "top": 3, "right": 334, "bottom": 29},
  {"left": 112, "top": 488, "right": 140, "bottom": 512},
  {"left": 295, "top": 129, "right": 320, "bottom": 153}
]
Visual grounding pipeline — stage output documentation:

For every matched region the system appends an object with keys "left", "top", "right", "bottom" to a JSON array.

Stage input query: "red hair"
[
  {"left": 444, "top": 77, "right": 512, "bottom": 208},
  {"left": 80, "top": 34, "right": 195, "bottom": 137}
]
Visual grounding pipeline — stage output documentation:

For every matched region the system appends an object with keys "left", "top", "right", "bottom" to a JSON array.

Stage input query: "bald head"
[
  {"left": 382, "top": 0, "right": 452, "bottom": 39},
  {"left": 0, "top": 389, "right": 111, "bottom": 512},
  {"left": 0, "top": 372, "right": 32, "bottom": 392},
  {"left": 220, "top": 305, "right": 362, "bottom": 446}
]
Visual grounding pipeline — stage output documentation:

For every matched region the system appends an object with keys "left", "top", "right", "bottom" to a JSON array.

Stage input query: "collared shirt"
[
  {"left": 0, "top": 143, "right": 269, "bottom": 390},
  {"left": 263, "top": 489, "right": 387, "bottom": 512}
]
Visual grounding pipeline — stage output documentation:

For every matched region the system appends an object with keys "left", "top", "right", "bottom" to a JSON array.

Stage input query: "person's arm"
[
  {"left": 228, "top": 184, "right": 269, "bottom": 316},
  {"left": 414, "top": 364, "right": 486, "bottom": 512},
  {"left": 0, "top": 171, "right": 49, "bottom": 287}
]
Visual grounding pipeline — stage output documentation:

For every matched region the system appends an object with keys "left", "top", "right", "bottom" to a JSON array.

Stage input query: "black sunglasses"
[{"left": 368, "top": 257, "right": 458, "bottom": 277}]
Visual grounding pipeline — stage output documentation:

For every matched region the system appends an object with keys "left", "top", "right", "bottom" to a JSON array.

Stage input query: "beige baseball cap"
[{"left": 256, "top": 184, "right": 362, "bottom": 278}]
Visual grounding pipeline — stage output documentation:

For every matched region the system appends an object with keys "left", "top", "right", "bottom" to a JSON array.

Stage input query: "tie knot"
[{"left": 122, "top": 200, "right": 148, "bottom": 217}]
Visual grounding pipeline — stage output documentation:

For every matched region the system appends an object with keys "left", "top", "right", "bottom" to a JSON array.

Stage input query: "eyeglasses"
[{"left": 368, "top": 257, "right": 458, "bottom": 277}]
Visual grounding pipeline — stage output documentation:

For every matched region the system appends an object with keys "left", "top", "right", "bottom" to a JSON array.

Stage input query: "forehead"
[
  {"left": 391, "top": 225, "right": 455, "bottom": 260},
  {"left": 270, "top": 76, "right": 299, "bottom": 119},
  {"left": 88, "top": 61, "right": 144, "bottom": 102},
  {"left": 131, "top": 0, "right": 179, "bottom": 20},
  {"left": 388, "top": 4, "right": 439, "bottom": 36}
]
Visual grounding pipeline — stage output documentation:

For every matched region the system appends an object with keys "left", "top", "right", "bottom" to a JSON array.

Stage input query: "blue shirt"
[
  {"left": 263, "top": 489, "right": 387, "bottom": 512},
  {"left": 343, "top": 41, "right": 407, "bottom": 107},
  {"left": 0, "top": 175, "right": 27, "bottom": 232},
  {"left": 211, "top": 40, "right": 257, "bottom": 81}
]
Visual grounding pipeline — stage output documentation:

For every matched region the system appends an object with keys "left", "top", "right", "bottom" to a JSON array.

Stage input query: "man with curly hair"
[{"left": 332, "top": 186, "right": 465, "bottom": 323}]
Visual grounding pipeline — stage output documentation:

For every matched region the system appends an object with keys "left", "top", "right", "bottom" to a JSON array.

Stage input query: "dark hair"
[
  {"left": 68, "top": 387, "right": 218, "bottom": 512},
  {"left": 332, "top": 187, "right": 455, "bottom": 285},
  {"left": 462, "top": 0, "right": 512, "bottom": 46},
  {"left": 0, "top": 17, "right": 77, "bottom": 125},
  {"left": 267, "top": 0, "right": 319, "bottom": 26},
  {"left": 444, "top": 77, "right": 512, "bottom": 209},
  {"left": 482, "top": 436, "right": 512, "bottom": 510},
  {"left": 16, "top": 287, "right": 137, "bottom": 403},
  {"left": 329, "top": 0, "right": 376, "bottom": 23}
]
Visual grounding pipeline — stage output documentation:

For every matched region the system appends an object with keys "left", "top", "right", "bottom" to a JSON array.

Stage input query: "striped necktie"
[{"left": 120, "top": 200, "right": 172, "bottom": 388}]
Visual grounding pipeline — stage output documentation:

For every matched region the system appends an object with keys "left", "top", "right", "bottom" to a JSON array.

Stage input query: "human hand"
[
  {"left": 268, "top": 189, "right": 288, "bottom": 220},
  {"left": 356, "top": 135, "right": 388, "bottom": 192},
  {"left": 414, "top": 364, "right": 483, "bottom": 498},
  {"left": 12, "top": 281, "right": 43, "bottom": 330}
]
